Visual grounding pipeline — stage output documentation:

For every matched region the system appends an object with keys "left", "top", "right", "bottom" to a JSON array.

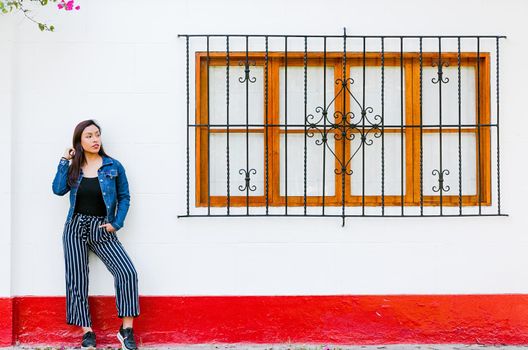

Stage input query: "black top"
[{"left": 74, "top": 177, "right": 107, "bottom": 216}]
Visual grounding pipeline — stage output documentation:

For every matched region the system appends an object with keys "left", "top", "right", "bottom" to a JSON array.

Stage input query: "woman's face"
[{"left": 80, "top": 124, "right": 102, "bottom": 155}]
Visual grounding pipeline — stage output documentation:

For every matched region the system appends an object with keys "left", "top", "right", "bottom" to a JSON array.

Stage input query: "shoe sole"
[
  {"left": 117, "top": 331, "right": 136, "bottom": 350},
  {"left": 81, "top": 347, "right": 96, "bottom": 350}
]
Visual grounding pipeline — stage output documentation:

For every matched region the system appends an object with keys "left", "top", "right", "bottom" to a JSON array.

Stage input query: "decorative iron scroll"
[{"left": 306, "top": 77, "right": 382, "bottom": 176}]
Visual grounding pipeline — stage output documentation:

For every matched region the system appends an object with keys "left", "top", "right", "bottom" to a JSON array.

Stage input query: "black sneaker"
[
  {"left": 117, "top": 325, "right": 138, "bottom": 350},
  {"left": 81, "top": 331, "right": 96, "bottom": 350}
]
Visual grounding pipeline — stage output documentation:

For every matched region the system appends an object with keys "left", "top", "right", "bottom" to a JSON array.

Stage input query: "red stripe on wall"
[
  {"left": 4, "top": 295, "right": 528, "bottom": 346},
  {"left": 0, "top": 298, "right": 13, "bottom": 347}
]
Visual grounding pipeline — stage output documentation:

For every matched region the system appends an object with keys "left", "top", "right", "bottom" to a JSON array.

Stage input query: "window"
[{"left": 195, "top": 51, "right": 491, "bottom": 208}]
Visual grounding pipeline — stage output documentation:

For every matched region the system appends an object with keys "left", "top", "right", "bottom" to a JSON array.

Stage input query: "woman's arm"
[
  {"left": 111, "top": 160, "right": 130, "bottom": 231},
  {"left": 52, "top": 158, "right": 71, "bottom": 196}
]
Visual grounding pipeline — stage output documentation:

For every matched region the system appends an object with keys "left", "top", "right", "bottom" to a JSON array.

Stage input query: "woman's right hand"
[{"left": 63, "top": 147, "right": 75, "bottom": 160}]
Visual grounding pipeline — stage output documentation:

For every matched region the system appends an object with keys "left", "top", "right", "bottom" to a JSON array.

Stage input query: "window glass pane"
[
  {"left": 422, "top": 133, "right": 477, "bottom": 196},
  {"left": 350, "top": 133, "right": 406, "bottom": 196},
  {"left": 209, "top": 133, "right": 264, "bottom": 196},
  {"left": 349, "top": 66, "right": 405, "bottom": 126},
  {"left": 209, "top": 66, "right": 264, "bottom": 125},
  {"left": 279, "top": 134, "right": 336, "bottom": 196},
  {"left": 279, "top": 67, "right": 335, "bottom": 126},
  {"left": 422, "top": 66, "right": 476, "bottom": 126}
]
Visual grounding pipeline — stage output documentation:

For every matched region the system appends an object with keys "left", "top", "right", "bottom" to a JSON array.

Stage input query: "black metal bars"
[
  {"left": 226, "top": 36, "right": 231, "bottom": 214},
  {"left": 180, "top": 33, "right": 508, "bottom": 224},
  {"left": 496, "top": 37, "right": 501, "bottom": 215},
  {"left": 457, "top": 37, "right": 462, "bottom": 214}
]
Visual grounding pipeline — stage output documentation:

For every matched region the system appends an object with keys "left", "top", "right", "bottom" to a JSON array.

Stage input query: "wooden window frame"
[{"left": 195, "top": 52, "right": 491, "bottom": 207}]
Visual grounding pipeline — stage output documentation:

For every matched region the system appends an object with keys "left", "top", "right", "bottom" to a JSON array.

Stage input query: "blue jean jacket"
[{"left": 52, "top": 156, "right": 130, "bottom": 231}]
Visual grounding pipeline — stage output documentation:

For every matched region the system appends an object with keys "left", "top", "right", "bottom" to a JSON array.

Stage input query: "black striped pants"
[{"left": 63, "top": 213, "right": 140, "bottom": 327}]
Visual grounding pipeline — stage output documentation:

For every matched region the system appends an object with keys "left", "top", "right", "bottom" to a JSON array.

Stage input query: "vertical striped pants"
[{"left": 63, "top": 213, "right": 140, "bottom": 327}]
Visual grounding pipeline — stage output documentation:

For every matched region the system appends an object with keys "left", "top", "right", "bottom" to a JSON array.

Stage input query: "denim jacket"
[{"left": 52, "top": 156, "right": 130, "bottom": 231}]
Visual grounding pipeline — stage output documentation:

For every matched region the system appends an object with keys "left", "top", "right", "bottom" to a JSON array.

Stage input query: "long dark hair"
[{"left": 67, "top": 120, "right": 110, "bottom": 187}]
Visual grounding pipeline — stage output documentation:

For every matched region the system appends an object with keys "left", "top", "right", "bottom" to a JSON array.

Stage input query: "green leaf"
[
  {"left": 38, "top": 22, "right": 45, "bottom": 31},
  {"left": 49, "top": 25, "right": 54, "bottom": 31},
  {"left": 40, "top": 0, "right": 47, "bottom": 5}
]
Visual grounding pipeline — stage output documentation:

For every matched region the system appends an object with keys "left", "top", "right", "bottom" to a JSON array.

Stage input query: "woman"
[{"left": 52, "top": 120, "right": 139, "bottom": 350}]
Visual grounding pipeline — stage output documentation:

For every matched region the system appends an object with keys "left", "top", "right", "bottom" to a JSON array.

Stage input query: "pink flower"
[{"left": 58, "top": 0, "right": 80, "bottom": 11}]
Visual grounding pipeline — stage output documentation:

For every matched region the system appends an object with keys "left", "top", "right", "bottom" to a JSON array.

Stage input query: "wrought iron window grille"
[{"left": 178, "top": 30, "right": 507, "bottom": 225}]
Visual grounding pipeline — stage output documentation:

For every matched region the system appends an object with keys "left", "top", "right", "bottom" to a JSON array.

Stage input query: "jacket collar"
[{"left": 101, "top": 155, "right": 114, "bottom": 167}]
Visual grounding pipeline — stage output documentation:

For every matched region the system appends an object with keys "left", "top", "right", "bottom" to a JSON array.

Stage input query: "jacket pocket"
[{"left": 103, "top": 169, "right": 118, "bottom": 179}]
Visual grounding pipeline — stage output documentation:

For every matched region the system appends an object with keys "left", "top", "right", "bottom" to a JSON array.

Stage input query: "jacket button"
[{"left": 103, "top": 192, "right": 106, "bottom": 195}]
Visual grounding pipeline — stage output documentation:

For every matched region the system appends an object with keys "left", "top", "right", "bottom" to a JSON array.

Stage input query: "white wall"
[
  {"left": 0, "top": 17, "right": 14, "bottom": 298},
  {"left": 6, "top": 0, "right": 528, "bottom": 297}
]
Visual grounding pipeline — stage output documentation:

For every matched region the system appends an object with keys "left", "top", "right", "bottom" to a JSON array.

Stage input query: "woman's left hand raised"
[{"left": 100, "top": 223, "right": 116, "bottom": 233}]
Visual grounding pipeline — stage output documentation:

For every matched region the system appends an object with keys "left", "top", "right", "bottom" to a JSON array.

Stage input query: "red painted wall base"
[
  {"left": 2, "top": 295, "right": 528, "bottom": 346},
  {"left": 0, "top": 298, "right": 13, "bottom": 347}
]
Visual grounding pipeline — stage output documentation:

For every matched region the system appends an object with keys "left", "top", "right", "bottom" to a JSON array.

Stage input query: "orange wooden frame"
[
  {"left": 410, "top": 53, "right": 491, "bottom": 206},
  {"left": 195, "top": 52, "right": 491, "bottom": 207}
]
